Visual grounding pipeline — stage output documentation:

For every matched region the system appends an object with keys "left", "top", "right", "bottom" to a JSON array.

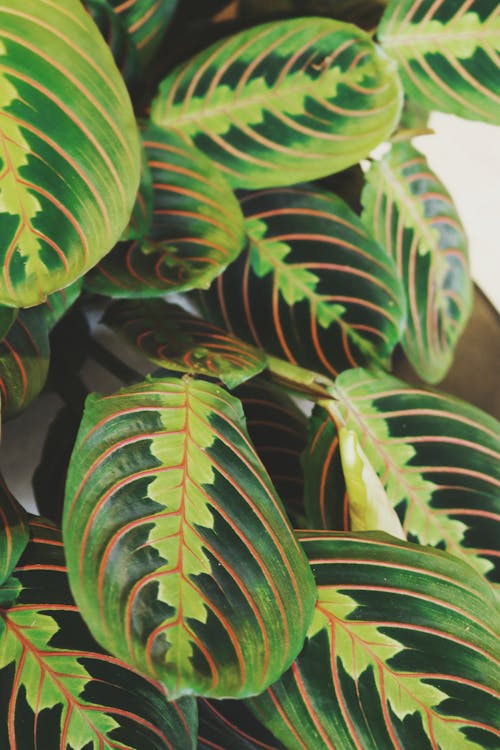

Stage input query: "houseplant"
[{"left": 0, "top": 0, "right": 498, "bottom": 747}]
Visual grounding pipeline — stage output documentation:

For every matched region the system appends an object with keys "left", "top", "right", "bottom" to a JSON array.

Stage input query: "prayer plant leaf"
[
  {"left": 83, "top": 0, "right": 142, "bottom": 87},
  {"left": 0, "top": 305, "right": 50, "bottom": 420},
  {"left": 0, "top": 518, "right": 197, "bottom": 750},
  {"left": 102, "top": 298, "right": 267, "bottom": 389},
  {"left": 200, "top": 185, "right": 406, "bottom": 377},
  {"left": 198, "top": 697, "right": 286, "bottom": 750},
  {"left": 329, "top": 367, "right": 500, "bottom": 585},
  {"left": 0, "top": 473, "right": 28, "bottom": 586},
  {"left": 362, "top": 142, "right": 472, "bottom": 383},
  {"left": 0, "top": 0, "right": 140, "bottom": 307},
  {"left": 86, "top": 126, "right": 245, "bottom": 297},
  {"left": 246, "top": 531, "right": 500, "bottom": 750},
  {"left": 0, "top": 305, "right": 17, "bottom": 341},
  {"left": 42, "top": 279, "right": 83, "bottom": 332},
  {"left": 150, "top": 17, "right": 403, "bottom": 189},
  {"left": 108, "top": 0, "right": 179, "bottom": 65},
  {"left": 63, "top": 376, "right": 316, "bottom": 700},
  {"left": 379, "top": 0, "right": 500, "bottom": 124},
  {"left": 235, "top": 379, "right": 309, "bottom": 526}
]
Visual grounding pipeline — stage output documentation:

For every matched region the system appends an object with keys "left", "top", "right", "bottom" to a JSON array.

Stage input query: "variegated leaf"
[
  {"left": 0, "top": 518, "right": 197, "bottom": 750},
  {"left": 63, "top": 376, "right": 316, "bottom": 699},
  {"left": 109, "top": 0, "right": 178, "bottom": 64},
  {"left": 151, "top": 17, "right": 403, "bottom": 188},
  {"left": 86, "top": 126, "right": 245, "bottom": 297},
  {"left": 0, "top": 0, "right": 140, "bottom": 307},
  {"left": 0, "top": 305, "right": 17, "bottom": 340},
  {"left": 0, "top": 473, "right": 28, "bottom": 586},
  {"left": 198, "top": 698, "right": 286, "bottom": 750},
  {"left": 236, "top": 379, "right": 309, "bottom": 525},
  {"left": 362, "top": 142, "right": 472, "bottom": 383},
  {"left": 329, "top": 367, "right": 500, "bottom": 585},
  {"left": 379, "top": 0, "right": 500, "bottom": 124},
  {"left": 42, "top": 279, "right": 83, "bottom": 331},
  {"left": 247, "top": 531, "right": 500, "bottom": 750},
  {"left": 0, "top": 305, "right": 50, "bottom": 420},
  {"left": 84, "top": 0, "right": 141, "bottom": 86},
  {"left": 200, "top": 185, "right": 405, "bottom": 377}
]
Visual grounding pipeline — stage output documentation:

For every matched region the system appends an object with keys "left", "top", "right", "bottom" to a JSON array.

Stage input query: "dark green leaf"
[
  {"left": 103, "top": 299, "right": 267, "bottom": 388},
  {"left": 379, "top": 0, "right": 500, "bottom": 124},
  {"left": 198, "top": 697, "right": 286, "bottom": 749},
  {"left": 200, "top": 185, "right": 405, "bottom": 376},
  {"left": 362, "top": 142, "right": 472, "bottom": 383},
  {"left": 247, "top": 530, "right": 500, "bottom": 750},
  {"left": 0, "top": 518, "right": 197, "bottom": 749},
  {"left": 151, "top": 17, "right": 403, "bottom": 188},
  {"left": 63, "top": 376, "right": 316, "bottom": 699},
  {"left": 42, "top": 279, "right": 83, "bottom": 331},
  {"left": 0, "top": 473, "right": 28, "bottom": 585},
  {"left": 108, "top": 0, "right": 178, "bottom": 64},
  {"left": 84, "top": 0, "right": 142, "bottom": 86},
  {"left": 0, "top": 306, "right": 17, "bottom": 341}
]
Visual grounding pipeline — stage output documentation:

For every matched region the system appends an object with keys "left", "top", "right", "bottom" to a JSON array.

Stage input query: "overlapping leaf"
[
  {"left": 0, "top": 518, "right": 197, "bottom": 749},
  {"left": 42, "top": 279, "right": 83, "bottom": 331},
  {"left": 200, "top": 185, "right": 405, "bottom": 377},
  {"left": 151, "top": 17, "right": 403, "bottom": 188},
  {"left": 362, "top": 142, "right": 472, "bottom": 383},
  {"left": 323, "top": 367, "right": 500, "bottom": 584},
  {"left": 236, "top": 379, "right": 309, "bottom": 525},
  {"left": 0, "top": 305, "right": 17, "bottom": 341},
  {"left": 198, "top": 698, "right": 286, "bottom": 750},
  {"left": 0, "top": 305, "right": 50, "bottom": 419},
  {"left": 0, "top": 0, "right": 140, "bottom": 307},
  {"left": 108, "top": 0, "right": 178, "bottom": 64},
  {"left": 240, "top": 0, "right": 387, "bottom": 31},
  {"left": 84, "top": 0, "right": 141, "bottom": 86},
  {"left": 63, "top": 376, "right": 316, "bottom": 699},
  {"left": 103, "top": 299, "right": 267, "bottom": 388},
  {"left": 86, "top": 126, "right": 245, "bottom": 297},
  {"left": 0, "top": 474, "right": 28, "bottom": 585},
  {"left": 247, "top": 531, "right": 500, "bottom": 750},
  {"left": 379, "top": 0, "right": 500, "bottom": 124}
]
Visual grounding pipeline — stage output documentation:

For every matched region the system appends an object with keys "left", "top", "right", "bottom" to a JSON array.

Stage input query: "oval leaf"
[
  {"left": 379, "top": 0, "right": 500, "bottom": 124},
  {"left": 0, "top": 473, "right": 28, "bottom": 585},
  {"left": 0, "top": 0, "right": 140, "bottom": 306},
  {"left": 86, "top": 126, "right": 245, "bottom": 297},
  {"left": 103, "top": 299, "right": 267, "bottom": 388},
  {"left": 84, "top": 0, "right": 142, "bottom": 87},
  {"left": 63, "top": 376, "right": 316, "bottom": 699},
  {"left": 247, "top": 530, "right": 500, "bottom": 750},
  {"left": 333, "top": 367, "right": 500, "bottom": 584},
  {"left": 198, "top": 697, "right": 286, "bottom": 750},
  {"left": 151, "top": 17, "right": 403, "bottom": 188},
  {"left": 0, "top": 305, "right": 50, "bottom": 420},
  {"left": 109, "top": 0, "right": 178, "bottom": 64},
  {"left": 0, "top": 518, "right": 197, "bottom": 749},
  {"left": 200, "top": 185, "right": 405, "bottom": 376},
  {"left": 362, "top": 142, "right": 472, "bottom": 383}
]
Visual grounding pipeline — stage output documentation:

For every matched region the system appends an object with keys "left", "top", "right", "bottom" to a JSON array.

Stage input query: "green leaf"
[
  {"left": 103, "top": 299, "right": 267, "bottom": 388},
  {"left": 42, "top": 279, "right": 83, "bottom": 331},
  {"left": 247, "top": 531, "right": 500, "bottom": 750},
  {"left": 362, "top": 142, "right": 472, "bottom": 383},
  {"left": 200, "top": 185, "right": 405, "bottom": 376},
  {"left": 84, "top": 0, "right": 142, "bottom": 87},
  {"left": 0, "top": 305, "right": 50, "bottom": 420},
  {"left": 63, "top": 376, "right": 316, "bottom": 699},
  {"left": 151, "top": 17, "right": 403, "bottom": 189},
  {"left": 236, "top": 379, "right": 309, "bottom": 526},
  {"left": 0, "top": 518, "right": 197, "bottom": 749},
  {"left": 339, "top": 427, "right": 406, "bottom": 539},
  {"left": 330, "top": 367, "right": 500, "bottom": 585},
  {"left": 240, "top": 0, "right": 387, "bottom": 32},
  {"left": 108, "top": 0, "right": 178, "bottom": 65},
  {"left": 379, "top": 0, "right": 500, "bottom": 124},
  {"left": 86, "top": 126, "right": 245, "bottom": 297},
  {"left": 0, "top": 305, "right": 17, "bottom": 340},
  {"left": 198, "top": 697, "right": 286, "bottom": 749},
  {"left": 0, "top": 473, "right": 28, "bottom": 585},
  {"left": 0, "top": 0, "right": 140, "bottom": 307}
]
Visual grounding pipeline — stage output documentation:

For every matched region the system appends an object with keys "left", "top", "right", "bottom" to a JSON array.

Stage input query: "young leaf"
[
  {"left": 198, "top": 697, "right": 286, "bottom": 749},
  {"left": 332, "top": 367, "right": 500, "bottom": 584},
  {"left": 63, "top": 376, "right": 316, "bottom": 699},
  {"left": 247, "top": 531, "right": 500, "bottom": 750},
  {"left": 0, "top": 306, "right": 50, "bottom": 420},
  {"left": 0, "top": 0, "right": 140, "bottom": 307},
  {"left": 0, "top": 473, "right": 28, "bottom": 585},
  {"left": 0, "top": 518, "right": 197, "bottom": 749},
  {"left": 86, "top": 127, "right": 245, "bottom": 297},
  {"left": 151, "top": 17, "right": 403, "bottom": 188},
  {"left": 362, "top": 142, "right": 472, "bottom": 383},
  {"left": 379, "top": 0, "right": 500, "bottom": 124},
  {"left": 200, "top": 185, "right": 405, "bottom": 376},
  {"left": 103, "top": 299, "right": 267, "bottom": 388}
]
